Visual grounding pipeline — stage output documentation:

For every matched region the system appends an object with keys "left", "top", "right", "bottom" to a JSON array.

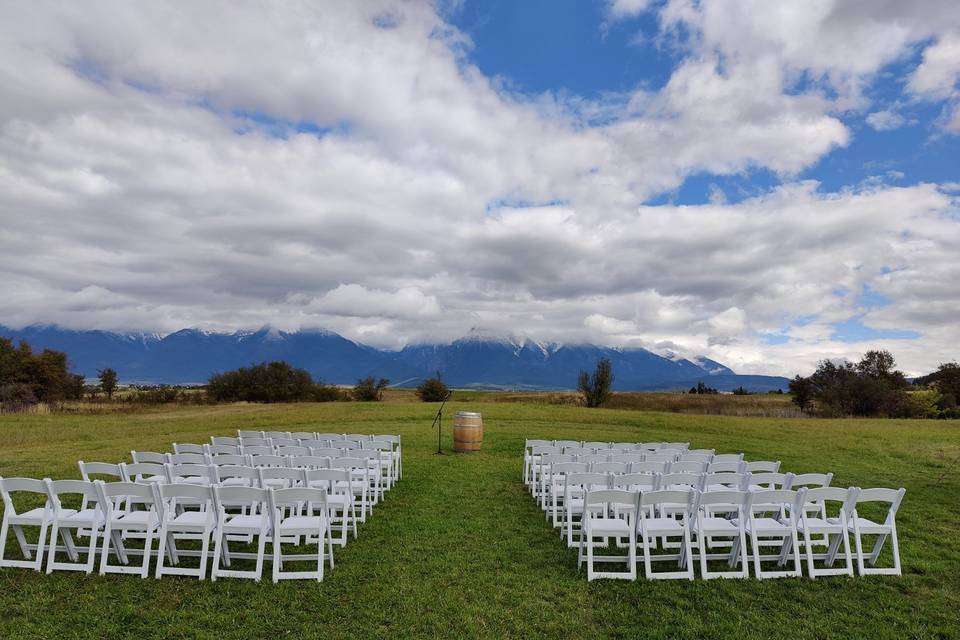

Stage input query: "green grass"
[{"left": 1, "top": 401, "right": 958, "bottom": 639}]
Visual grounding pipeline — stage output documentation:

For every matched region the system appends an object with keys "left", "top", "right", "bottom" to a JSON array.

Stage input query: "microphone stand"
[{"left": 432, "top": 390, "right": 453, "bottom": 455}]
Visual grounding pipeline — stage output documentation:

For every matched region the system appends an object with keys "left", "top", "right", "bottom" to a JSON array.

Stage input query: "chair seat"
[
  {"left": 279, "top": 516, "right": 324, "bottom": 531},
  {"left": 59, "top": 509, "right": 103, "bottom": 526},
  {"left": 325, "top": 494, "right": 352, "bottom": 505},
  {"left": 262, "top": 479, "right": 292, "bottom": 489},
  {"left": 171, "top": 477, "right": 208, "bottom": 485},
  {"left": 695, "top": 517, "right": 739, "bottom": 533},
  {"left": 225, "top": 514, "right": 270, "bottom": 530},
  {"left": 742, "top": 517, "right": 790, "bottom": 534},
  {"left": 11, "top": 507, "right": 54, "bottom": 523},
  {"left": 113, "top": 511, "right": 159, "bottom": 527},
  {"left": 848, "top": 517, "right": 891, "bottom": 534},
  {"left": 220, "top": 478, "right": 253, "bottom": 487},
  {"left": 170, "top": 511, "right": 213, "bottom": 526},
  {"left": 586, "top": 518, "right": 632, "bottom": 536},
  {"left": 799, "top": 516, "right": 843, "bottom": 532},
  {"left": 643, "top": 517, "right": 684, "bottom": 532}
]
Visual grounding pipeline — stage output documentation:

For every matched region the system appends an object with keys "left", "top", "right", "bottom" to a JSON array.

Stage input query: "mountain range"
[{"left": 0, "top": 324, "right": 790, "bottom": 392}]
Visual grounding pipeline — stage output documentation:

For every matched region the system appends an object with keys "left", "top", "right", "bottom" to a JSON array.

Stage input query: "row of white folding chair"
[
  {"left": 120, "top": 459, "right": 380, "bottom": 521},
  {"left": 0, "top": 476, "right": 341, "bottom": 582},
  {"left": 523, "top": 441, "right": 693, "bottom": 482},
  {"left": 134, "top": 450, "right": 394, "bottom": 496},
  {"left": 546, "top": 467, "right": 796, "bottom": 529},
  {"left": 572, "top": 485, "right": 905, "bottom": 581},
  {"left": 223, "top": 434, "right": 402, "bottom": 478}
]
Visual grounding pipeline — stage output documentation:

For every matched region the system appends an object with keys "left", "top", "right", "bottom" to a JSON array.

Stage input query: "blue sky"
[{"left": 1, "top": 1, "right": 958, "bottom": 375}]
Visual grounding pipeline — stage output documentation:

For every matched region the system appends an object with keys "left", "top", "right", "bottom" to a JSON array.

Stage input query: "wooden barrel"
[{"left": 453, "top": 411, "right": 483, "bottom": 453}]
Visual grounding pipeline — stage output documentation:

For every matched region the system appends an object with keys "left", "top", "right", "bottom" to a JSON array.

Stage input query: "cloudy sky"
[{"left": 1, "top": 1, "right": 959, "bottom": 376}]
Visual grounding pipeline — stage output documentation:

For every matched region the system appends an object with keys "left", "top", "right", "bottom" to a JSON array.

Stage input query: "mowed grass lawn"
[{"left": 1, "top": 400, "right": 958, "bottom": 639}]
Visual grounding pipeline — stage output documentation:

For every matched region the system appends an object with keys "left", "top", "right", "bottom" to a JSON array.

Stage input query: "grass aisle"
[{"left": 0, "top": 402, "right": 958, "bottom": 638}]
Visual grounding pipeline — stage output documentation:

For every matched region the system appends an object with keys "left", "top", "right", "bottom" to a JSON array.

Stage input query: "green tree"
[
  {"left": 788, "top": 374, "right": 814, "bottom": 412},
  {"left": 416, "top": 374, "right": 449, "bottom": 402},
  {"left": 578, "top": 357, "right": 614, "bottom": 408},
  {"left": 98, "top": 367, "right": 118, "bottom": 399},
  {"left": 353, "top": 377, "right": 390, "bottom": 402}
]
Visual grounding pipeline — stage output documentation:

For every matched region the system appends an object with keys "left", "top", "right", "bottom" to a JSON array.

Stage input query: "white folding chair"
[
  {"left": 249, "top": 454, "right": 288, "bottom": 468},
  {"left": 276, "top": 446, "right": 310, "bottom": 457},
  {"left": 209, "top": 454, "right": 250, "bottom": 467},
  {"left": 154, "top": 483, "right": 216, "bottom": 580},
  {"left": 269, "top": 487, "right": 334, "bottom": 582},
  {"left": 0, "top": 476, "right": 52, "bottom": 571},
  {"left": 744, "top": 488, "right": 805, "bottom": 579},
  {"left": 329, "top": 458, "right": 371, "bottom": 521},
  {"left": 578, "top": 489, "right": 639, "bottom": 581},
  {"left": 630, "top": 460, "right": 668, "bottom": 474},
  {"left": 212, "top": 465, "right": 260, "bottom": 488},
  {"left": 548, "top": 462, "right": 589, "bottom": 527},
  {"left": 120, "top": 462, "right": 166, "bottom": 485},
  {"left": 165, "top": 463, "right": 213, "bottom": 485},
  {"left": 638, "top": 489, "right": 695, "bottom": 580},
  {"left": 849, "top": 487, "right": 905, "bottom": 576},
  {"left": 211, "top": 486, "right": 271, "bottom": 582},
  {"left": 372, "top": 435, "right": 402, "bottom": 481},
  {"left": 78, "top": 461, "right": 125, "bottom": 516},
  {"left": 96, "top": 481, "right": 161, "bottom": 578},
  {"left": 290, "top": 456, "right": 331, "bottom": 471},
  {"left": 693, "top": 490, "right": 750, "bottom": 579},
  {"left": 257, "top": 467, "right": 303, "bottom": 491},
  {"left": 707, "top": 461, "right": 746, "bottom": 474},
  {"left": 302, "top": 468, "right": 357, "bottom": 544},
  {"left": 242, "top": 445, "right": 274, "bottom": 456},
  {"left": 563, "top": 472, "right": 609, "bottom": 548},
  {"left": 169, "top": 453, "right": 208, "bottom": 465},
  {"left": 523, "top": 440, "right": 554, "bottom": 484},
  {"left": 207, "top": 444, "right": 241, "bottom": 456},
  {"left": 670, "top": 460, "right": 708, "bottom": 474},
  {"left": 798, "top": 487, "right": 857, "bottom": 578},
  {"left": 44, "top": 479, "right": 104, "bottom": 574}
]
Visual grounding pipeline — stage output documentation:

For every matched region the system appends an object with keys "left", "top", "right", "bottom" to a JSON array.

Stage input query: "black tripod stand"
[{"left": 431, "top": 390, "right": 453, "bottom": 455}]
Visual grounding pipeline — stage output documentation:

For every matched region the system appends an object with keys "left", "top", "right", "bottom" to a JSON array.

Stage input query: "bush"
[
  {"left": 0, "top": 383, "right": 38, "bottom": 412},
  {"left": 314, "top": 383, "right": 346, "bottom": 402},
  {"left": 0, "top": 337, "right": 83, "bottom": 404},
  {"left": 899, "top": 389, "right": 942, "bottom": 419},
  {"left": 793, "top": 350, "right": 909, "bottom": 417},
  {"left": 416, "top": 376, "right": 449, "bottom": 402},
  {"left": 207, "top": 361, "right": 317, "bottom": 403},
  {"left": 353, "top": 377, "right": 390, "bottom": 402},
  {"left": 689, "top": 381, "right": 719, "bottom": 395},
  {"left": 578, "top": 358, "right": 613, "bottom": 408}
]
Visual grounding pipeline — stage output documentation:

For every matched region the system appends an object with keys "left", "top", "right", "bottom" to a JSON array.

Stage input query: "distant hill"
[{"left": 0, "top": 324, "right": 790, "bottom": 392}]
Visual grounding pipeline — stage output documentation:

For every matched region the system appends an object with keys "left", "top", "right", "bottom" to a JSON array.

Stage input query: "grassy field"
[{"left": 0, "top": 399, "right": 957, "bottom": 639}]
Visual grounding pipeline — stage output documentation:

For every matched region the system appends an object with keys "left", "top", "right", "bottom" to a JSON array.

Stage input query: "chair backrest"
[
  {"left": 592, "top": 461, "right": 629, "bottom": 474},
  {"left": 269, "top": 487, "right": 327, "bottom": 513},
  {"left": 678, "top": 453, "right": 712, "bottom": 464},
  {"left": 656, "top": 448, "right": 684, "bottom": 458},
  {"left": 563, "top": 447, "right": 592, "bottom": 457},
  {"left": 550, "top": 462, "right": 589, "bottom": 479},
  {"left": 791, "top": 472, "right": 833, "bottom": 489},
  {"left": 121, "top": 462, "right": 165, "bottom": 483},
  {"left": 211, "top": 436, "right": 241, "bottom": 446},
  {"left": 257, "top": 467, "right": 302, "bottom": 487},
  {"left": 240, "top": 437, "right": 271, "bottom": 447},
  {"left": 329, "top": 457, "right": 366, "bottom": 472},
  {"left": 272, "top": 438, "right": 299, "bottom": 448},
  {"left": 582, "top": 442, "right": 610, "bottom": 450},
  {"left": 525, "top": 439, "right": 552, "bottom": 450},
  {"left": 707, "top": 461, "right": 745, "bottom": 474},
  {"left": 344, "top": 434, "right": 371, "bottom": 442},
  {"left": 657, "top": 472, "right": 703, "bottom": 491},
  {"left": 45, "top": 479, "right": 99, "bottom": 513},
  {"left": 554, "top": 440, "right": 581, "bottom": 448},
  {"left": 263, "top": 431, "right": 291, "bottom": 440},
  {"left": 853, "top": 487, "right": 906, "bottom": 523},
  {"left": 640, "top": 488, "right": 695, "bottom": 517},
  {"left": 290, "top": 456, "right": 330, "bottom": 469},
  {"left": 610, "top": 453, "right": 645, "bottom": 464},
  {"left": 78, "top": 461, "right": 123, "bottom": 481},
  {"left": 669, "top": 460, "right": 707, "bottom": 474},
  {"left": 644, "top": 453, "right": 677, "bottom": 464},
  {"left": 704, "top": 471, "right": 750, "bottom": 491},
  {"left": 745, "top": 460, "right": 781, "bottom": 473},
  {"left": 330, "top": 440, "right": 360, "bottom": 450},
  {"left": 243, "top": 445, "right": 275, "bottom": 456},
  {"left": 169, "top": 453, "right": 207, "bottom": 465},
  {"left": 308, "top": 447, "right": 343, "bottom": 459},
  {"left": 315, "top": 433, "right": 344, "bottom": 442},
  {"left": 166, "top": 463, "right": 213, "bottom": 483},
  {"left": 749, "top": 489, "right": 805, "bottom": 518},
  {"left": 249, "top": 454, "right": 287, "bottom": 468},
  {"left": 302, "top": 468, "right": 351, "bottom": 491},
  {"left": 275, "top": 446, "right": 310, "bottom": 457},
  {"left": 630, "top": 461, "right": 669, "bottom": 474},
  {"left": 688, "top": 448, "right": 715, "bottom": 456},
  {"left": 531, "top": 445, "right": 561, "bottom": 456},
  {"left": 609, "top": 443, "right": 637, "bottom": 452},
  {"left": 210, "top": 454, "right": 249, "bottom": 467},
  {"left": 662, "top": 442, "right": 690, "bottom": 452},
  {"left": 539, "top": 454, "right": 574, "bottom": 467},
  {"left": 373, "top": 435, "right": 400, "bottom": 446},
  {"left": 291, "top": 432, "right": 318, "bottom": 441},
  {"left": 173, "top": 443, "right": 206, "bottom": 455},
  {"left": 237, "top": 430, "right": 263, "bottom": 438},
  {"left": 696, "top": 490, "right": 750, "bottom": 521},
  {"left": 157, "top": 481, "right": 215, "bottom": 502},
  {"left": 712, "top": 453, "right": 744, "bottom": 463},
  {"left": 212, "top": 465, "right": 260, "bottom": 486},
  {"left": 584, "top": 489, "right": 640, "bottom": 521},
  {"left": 131, "top": 451, "right": 166, "bottom": 464},
  {"left": 749, "top": 472, "right": 793, "bottom": 490},
  {"left": 804, "top": 486, "right": 859, "bottom": 518},
  {"left": 577, "top": 454, "right": 609, "bottom": 464},
  {"left": 610, "top": 472, "right": 657, "bottom": 491},
  {"left": 213, "top": 485, "right": 269, "bottom": 511},
  {"left": 636, "top": 443, "right": 661, "bottom": 451},
  {"left": 0, "top": 476, "right": 50, "bottom": 516},
  {"left": 564, "top": 472, "right": 609, "bottom": 493},
  {"left": 207, "top": 444, "right": 240, "bottom": 455},
  {"left": 96, "top": 480, "right": 156, "bottom": 508},
  {"left": 365, "top": 441, "right": 394, "bottom": 451}
]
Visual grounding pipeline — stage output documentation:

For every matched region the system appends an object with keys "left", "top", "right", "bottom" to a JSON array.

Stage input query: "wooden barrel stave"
[{"left": 453, "top": 412, "right": 483, "bottom": 452}]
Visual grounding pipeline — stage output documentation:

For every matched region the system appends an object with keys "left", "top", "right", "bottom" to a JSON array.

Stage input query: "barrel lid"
[{"left": 455, "top": 411, "right": 482, "bottom": 417}]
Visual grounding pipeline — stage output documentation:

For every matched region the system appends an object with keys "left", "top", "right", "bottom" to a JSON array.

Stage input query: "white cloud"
[
  {"left": 0, "top": 1, "right": 958, "bottom": 376},
  {"left": 866, "top": 109, "right": 907, "bottom": 131}
]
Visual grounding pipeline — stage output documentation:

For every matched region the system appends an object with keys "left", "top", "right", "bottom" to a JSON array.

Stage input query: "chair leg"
[
  {"left": 155, "top": 524, "right": 168, "bottom": 578},
  {"left": 141, "top": 527, "right": 154, "bottom": 578}
]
